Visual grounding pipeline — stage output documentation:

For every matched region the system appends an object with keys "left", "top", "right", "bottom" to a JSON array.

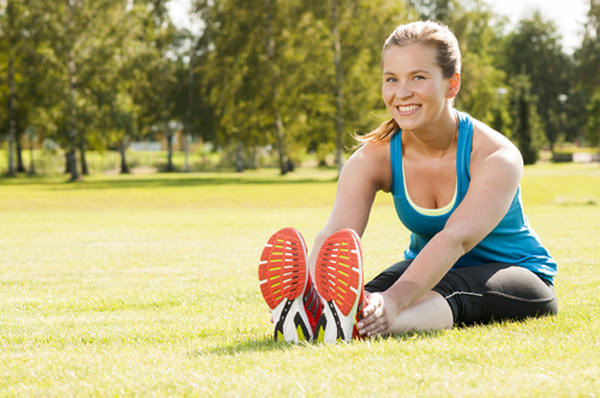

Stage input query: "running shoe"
[
  {"left": 314, "top": 229, "right": 365, "bottom": 343},
  {"left": 258, "top": 228, "right": 313, "bottom": 342}
]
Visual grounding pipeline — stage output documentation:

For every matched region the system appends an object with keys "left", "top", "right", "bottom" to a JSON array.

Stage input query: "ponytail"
[{"left": 355, "top": 118, "right": 399, "bottom": 144}]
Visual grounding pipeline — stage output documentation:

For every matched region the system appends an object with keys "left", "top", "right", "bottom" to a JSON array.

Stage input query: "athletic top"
[{"left": 390, "top": 110, "right": 557, "bottom": 282}]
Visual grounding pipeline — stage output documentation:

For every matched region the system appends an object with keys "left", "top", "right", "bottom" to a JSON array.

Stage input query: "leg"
[
  {"left": 433, "top": 263, "right": 558, "bottom": 325},
  {"left": 387, "top": 290, "right": 453, "bottom": 333},
  {"left": 364, "top": 260, "right": 557, "bottom": 332},
  {"left": 365, "top": 260, "right": 453, "bottom": 333}
]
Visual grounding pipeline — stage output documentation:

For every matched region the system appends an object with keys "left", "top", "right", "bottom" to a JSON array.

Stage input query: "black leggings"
[{"left": 364, "top": 260, "right": 558, "bottom": 325}]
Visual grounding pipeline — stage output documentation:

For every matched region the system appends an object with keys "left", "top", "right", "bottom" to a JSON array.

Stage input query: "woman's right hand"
[{"left": 356, "top": 291, "right": 400, "bottom": 337}]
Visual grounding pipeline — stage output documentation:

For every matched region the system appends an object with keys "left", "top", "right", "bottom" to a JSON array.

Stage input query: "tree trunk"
[
  {"left": 66, "top": 0, "right": 79, "bottom": 181},
  {"left": 7, "top": 44, "right": 16, "bottom": 176},
  {"left": 79, "top": 133, "right": 89, "bottom": 175},
  {"left": 264, "top": 0, "right": 289, "bottom": 175},
  {"left": 184, "top": 133, "right": 191, "bottom": 173},
  {"left": 235, "top": 139, "right": 244, "bottom": 173},
  {"left": 184, "top": 55, "right": 194, "bottom": 173},
  {"left": 274, "top": 112, "right": 288, "bottom": 175},
  {"left": 331, "top": 0, "right": 344, "bottom": 174},
  {"left": 166, "top": 131, "right": 174, "bottom": 172},
  {"left": 67, "top": 57, "right": 79, "bottom": 181},
  {"left": 120, "top": 137, "right": 130, "bottom": 174},
  {"left": 16, "top": 130, "right": 26, "bottom": 172},
  {"left": 28, "top": 136, "right": 35, "bottom": 175}
]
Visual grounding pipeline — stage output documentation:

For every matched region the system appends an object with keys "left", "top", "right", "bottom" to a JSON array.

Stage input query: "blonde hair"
[{"left": 357, "top": 21, "right": 461, "bottom": 144}]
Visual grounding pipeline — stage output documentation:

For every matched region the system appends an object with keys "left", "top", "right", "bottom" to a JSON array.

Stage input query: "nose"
[{"left": 395, "top": 82, "right": 412, "bottom": 99}]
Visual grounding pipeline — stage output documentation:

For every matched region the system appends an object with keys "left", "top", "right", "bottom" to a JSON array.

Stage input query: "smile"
[{"left": 395, "top": 104, "right": 421, "bottom": 115}]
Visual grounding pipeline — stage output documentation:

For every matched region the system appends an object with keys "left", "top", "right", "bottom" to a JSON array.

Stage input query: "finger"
[
  {"left": 365, "top": 318, "right": 388, "bottom": 337},
  {"left": 360, "top": 300, "right": 378, "bottom": 318},
  {"left": 361, "top": 294, "right": 382, "bottom": 318},
  {"left": 373, "top": 322, "right": 391, "bottom": 337},
  {"left": 361, "top": 306, "right": 388, "bottom": 333},
  {"left": 357, "top": 308, "right": 384, "bottom": 335},
  {"left": 357, "top": 307, "right": 378, "bottom": 330}
]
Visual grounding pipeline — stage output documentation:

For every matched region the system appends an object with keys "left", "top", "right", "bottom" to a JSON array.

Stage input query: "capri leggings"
[{"left": 364, "top": 260, "right": 558, "bottom": 325}]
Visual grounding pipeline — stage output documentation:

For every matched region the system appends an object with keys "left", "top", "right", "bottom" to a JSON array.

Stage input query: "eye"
[
  {"left": 385, "top": 76, "right": 397, "bottom": 83},
  {"left": 413, "top": 75, "right": 425, "bottom": 81}
]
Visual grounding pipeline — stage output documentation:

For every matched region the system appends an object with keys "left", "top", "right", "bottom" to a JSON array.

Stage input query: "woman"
[{"left": 258, "top": 20, "right": 557, "bottom": 343}]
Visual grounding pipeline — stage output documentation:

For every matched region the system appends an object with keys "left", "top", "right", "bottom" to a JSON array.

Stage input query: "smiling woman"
[{"left": 257, "top": 20, "right": 558, "bottom": 343}]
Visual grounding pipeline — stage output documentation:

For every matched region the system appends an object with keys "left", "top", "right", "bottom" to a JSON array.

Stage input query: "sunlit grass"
[{"left": 1, "top": 163, "right": 599, "bottom": 396}]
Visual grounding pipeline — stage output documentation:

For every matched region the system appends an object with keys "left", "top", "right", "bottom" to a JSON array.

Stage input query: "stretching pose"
[{"left": 258, "top": 20, "right": 557, "bottom": 343}]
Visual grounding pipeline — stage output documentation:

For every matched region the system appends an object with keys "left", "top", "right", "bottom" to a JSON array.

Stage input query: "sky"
[
  {"left": 489, "top": 0, "right": 588, "bottom": 53},
  {"left": 167, "top": 0, "right": 589, "bottom": 54}
]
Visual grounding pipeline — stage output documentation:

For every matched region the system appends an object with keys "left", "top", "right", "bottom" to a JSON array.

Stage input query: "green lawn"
[{"left": 1, "top": 163, "right": 599, "bottom": 397}]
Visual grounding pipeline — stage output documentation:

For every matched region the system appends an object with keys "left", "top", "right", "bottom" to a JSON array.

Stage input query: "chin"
[{"left": 394, "top": 118, "right": 423, "bottom": 132}]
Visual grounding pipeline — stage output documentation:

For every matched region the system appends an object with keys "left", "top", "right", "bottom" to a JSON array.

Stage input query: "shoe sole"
[
  {"left": 314, "top": 229, "right": 364, "bottom": 343},
  {"left": 258, "top": 228, "right": 312, "bottom": 342}
]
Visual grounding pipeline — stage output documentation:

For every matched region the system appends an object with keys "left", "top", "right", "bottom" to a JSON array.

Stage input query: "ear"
[{"left": 446, "top": 73, "right": 461, "bottom": 98}]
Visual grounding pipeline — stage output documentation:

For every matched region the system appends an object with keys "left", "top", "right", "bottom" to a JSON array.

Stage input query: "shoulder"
[
  {"left": 470, "top": 117, "right": 523, "bottom": 180},
  {"left": 343, "top": 138, "right": 392, "bottom": 192}
]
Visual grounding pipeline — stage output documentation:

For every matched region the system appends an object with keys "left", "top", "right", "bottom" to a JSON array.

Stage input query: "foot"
[
  {"left": 314, "top": 229, "right": 365, "bottom": 343},
  {"left": 258, "top": 228, "right": 313, "bottom": 342}
]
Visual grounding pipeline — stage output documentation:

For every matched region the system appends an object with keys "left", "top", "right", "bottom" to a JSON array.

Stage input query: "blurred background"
[{"left": 1, "top": 0, "right": 599, "bottom": 180}]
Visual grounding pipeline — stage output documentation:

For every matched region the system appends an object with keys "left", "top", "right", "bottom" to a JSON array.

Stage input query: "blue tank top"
[{"left": 390, "top": 111, "right": 557, "bottom": 283}]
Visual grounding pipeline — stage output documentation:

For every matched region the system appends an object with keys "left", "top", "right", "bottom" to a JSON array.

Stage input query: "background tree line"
[{"left": 1, "top": 0, "right": 600, "bottom": 179}]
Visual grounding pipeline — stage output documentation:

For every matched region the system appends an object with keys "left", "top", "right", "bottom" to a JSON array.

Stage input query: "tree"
[
  {"left": 38, "top": 0, "right": 134, "bottom": 180},
  {"left": 573, "top": 0, "right": 600, "bottom": 144},
  {"left": 585, "top": 90, "right": 600, "bottom": 150},
  {"left": 409, "top": 0, "right": 457, "bottom": 23},
  {"left": 576, "top": 0, "right": 600, "bottom": 99},
  {"left": 509, "top": 74, "right": 545, "bottom": 164},
  {"left": 320, "top": 0, "right": 410, "bottom": 167},
  {"left": 0, "top": 0, "right": 50, "bottom": 175},
  {"left": 330, "top": 0, "right": 344, "bottom": 172},
  {"left": 126, "top": 0, "right": 178, "bottom": 172},
  {"left": 501, "top": 11, "right": 571, "bottom": 151},
  {"left": 195, "top": 0, "right": 410, "bottom": 173},
  {"left": 449, "top": 1, "right": 509, "bottom": 127},
  {"left": 197, "top": 0, "right": 292, "bottom": 173},
  {"left": 263, "top": 0, "right": 290, "bottom": 174},
  {"left": 2, "top": 0, "right": 23, "bottom": 175}
]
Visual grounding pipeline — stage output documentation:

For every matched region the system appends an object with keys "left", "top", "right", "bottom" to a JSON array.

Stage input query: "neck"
[{"left": 403, "top": 107, "right": 458, "bottom": 157}]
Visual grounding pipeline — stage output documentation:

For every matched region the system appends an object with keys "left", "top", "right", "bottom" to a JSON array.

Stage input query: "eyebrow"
[{"left": 383, "top": 69, "right": 431, "bottom": 75}]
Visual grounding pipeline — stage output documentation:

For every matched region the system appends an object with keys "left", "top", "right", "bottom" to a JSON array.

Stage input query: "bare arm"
[{"left": 307, "top": 143, "right": 389, "bottom": 281}]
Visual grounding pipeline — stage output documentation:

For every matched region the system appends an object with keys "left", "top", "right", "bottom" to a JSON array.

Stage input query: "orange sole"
[{"left": 258, "top": 228, "right": 308, "bottom": 309}]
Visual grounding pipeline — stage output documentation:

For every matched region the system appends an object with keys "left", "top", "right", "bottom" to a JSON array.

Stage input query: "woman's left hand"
[{"left": 356, "top": 291, "right": 399, "bottom": 337}]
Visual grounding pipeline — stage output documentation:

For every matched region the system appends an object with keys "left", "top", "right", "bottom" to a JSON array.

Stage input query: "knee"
[{"left": 485, "top": 266, "right": 555, "bottom": 301}]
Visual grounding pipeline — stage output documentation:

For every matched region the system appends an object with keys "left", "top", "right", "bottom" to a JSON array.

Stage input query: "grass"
[{"left": 0, "top": 162, "right": 599, "bottom": 397}]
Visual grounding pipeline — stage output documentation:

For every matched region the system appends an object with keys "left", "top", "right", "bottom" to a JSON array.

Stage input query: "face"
[{"left": 381, "top": 43, "right": 459, "bottom": 132}]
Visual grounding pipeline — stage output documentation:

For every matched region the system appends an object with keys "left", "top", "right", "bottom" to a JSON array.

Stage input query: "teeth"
[{"left": 397, "top": 105, "right": 420, "bottom": 112}]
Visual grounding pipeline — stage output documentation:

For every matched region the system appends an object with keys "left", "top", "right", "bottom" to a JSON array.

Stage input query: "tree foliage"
[
  {"left": 2, "top": 0, "right": 599, "bottom": 176},
  {"left": 585, "top": 91, "right": 600, "bottom": 148},
  {"left": 509, "top": 74, "right": 545, "bottom": 164},
  {"left": 500, "top": 11, "right": 572, "bottom": 150}
]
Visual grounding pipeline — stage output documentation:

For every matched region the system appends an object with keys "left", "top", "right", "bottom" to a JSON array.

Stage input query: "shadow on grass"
[
  {"left": 193, "top": 337, "right": 302, "bottom": 356},
  {"left": 388, "top": 329, "right": 449, "bottom": 341},
  {"left": 0, "top": 174, "right": 338, "bottom": 189},
  {"left": 195, "top": 330, "right": 452, "bottom": 357},
  {"left": 69, "top": 177, "right": 337, "bottom": 190}
]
